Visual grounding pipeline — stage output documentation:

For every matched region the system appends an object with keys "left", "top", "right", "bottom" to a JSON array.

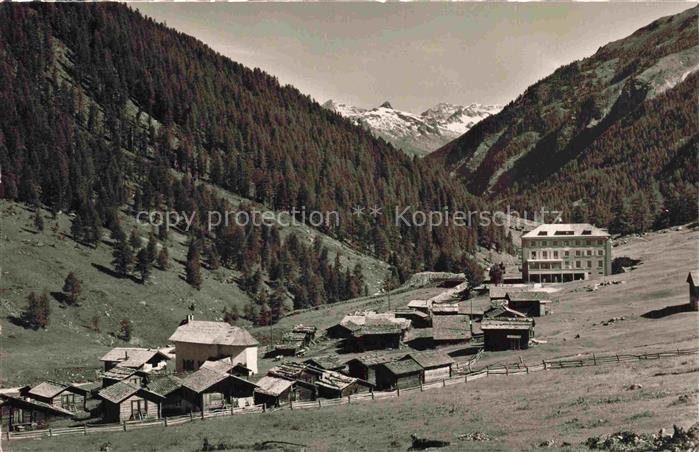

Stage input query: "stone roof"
[
  {"left": 346, "top": 351, "right": 404, "bottom": 367},
  {"left": 522, "top": 223, "right": 610, "bottom": 238},
  {"left": 99, "top": 347, "right": 170, "bottom": 369},
  {"left": 404, "top": 351, "right": 454, "bottom": 369},
  {"left": 146, "top": 375, "right": 183, "bottom": 397},
  {"left": 101, "top": 366, "right": 140, "bottom": 381},
  {"left": 484, "top": 306, "right": 528, "bottom": 319},
  {"left": 382, "top": 360, "right": 422, "bottom": 376},
  {"left": 98, "top": 382, "right": 142, "bottom": 404},
  {"left": 28, "top": 382, "right": 87, "bottom": 399},
  {"left": 182, "top": 368, "right": 255, "bottom": 394},
  {"left": 506, "top": 291, "right": 552, "bottom": 303},
  {"left": 303, "top": 356, "right": 346, "bottom": 370},
  {"left": 169, "top": 321, "right": 259, "bottom": 347},
  {"left": 432, "top": 314, "right": 471, "bottom": 341},
  {"left": 255, "top": 376, "right": 294, "bottom": 396}
]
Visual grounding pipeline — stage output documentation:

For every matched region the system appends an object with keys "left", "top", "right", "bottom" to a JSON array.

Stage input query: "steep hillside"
[
  {"left": 429, "top": 6, "right": 698, "bottom": 232},
  {"left": 0, "top": 3, "right": 513, "bottom": 320},
  {"left": 323, "top": 100, "right": 500, "bottom": 157}
]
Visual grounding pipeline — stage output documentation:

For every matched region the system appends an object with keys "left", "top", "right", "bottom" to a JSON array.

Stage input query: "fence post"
[
  {"left": 49, "top": 428, "right": 52, "bottom": 437},
  {"left": 397, "top": 386, "right": 400, "bottom": 397},
  {"left": 616, "top": 354, "right": 620, "bottom": 363},
  {"left": 543, "top": 360, "right": 547, "bottom": 370},
  {"left": 525, "top": 365, "right": 529, "bottom": 374},
  {"left": 201, "top": 409, "right": 205, "bottom": 420},
  {"left": 164, "top": 416, "right": 168, "bottom": 427},
  {"left": 505, "top": 366, "right": 509, "bottom": 376},
  {"left": 370, "top": 388, "right": 375, "bottom": 400},
  {"left": 593, "top": 353, "right": 597, "bottom": 366},
  {"left": 318, "top": 399, "right": 322, "bottom": 408},
  {"left": 442, "top": 379, "right": 446, "bottom": 388},
  {"left": 122, "top": 421, "right": 127, "bottom": 432},
  {"left": 84, "top": 423, "right": 87, "bottom": 435},
  {"left": 420, "top": 382, "right": 423, "bottom": 391},
  {"left": 189, "top": 410, "right": 194, "bottom": 421}
]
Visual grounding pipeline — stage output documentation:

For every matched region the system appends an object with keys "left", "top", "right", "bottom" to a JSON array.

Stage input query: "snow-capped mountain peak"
[{"left": 323, "top": 99, "right": 501, "bottom": 156}]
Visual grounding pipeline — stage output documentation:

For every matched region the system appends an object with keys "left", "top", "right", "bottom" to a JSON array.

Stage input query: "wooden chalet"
[
  {"left": 488, "top": 285, "right": 535, "bottom": 302},
  {"left": 432, "top": 314, "right": 471, "bottom": 344},
  {"left": 0, "top": 394, "right": 75, "bottom": 431},
  {"left": 143, "top": 375, "right": 185, "bottom": 416},
  {"left": 505, "top": 291, "right": 550, "bottom": 317},
  {"left": 25, "top": 381, "right": 88, "bottom": 413},
  {"left": 345, "top": 352, "right": 403, "bottom": 387},
  {"left": 481, "top": 319, "right": 534, "bottom": 351},
  {"left": 401, "top": 351, "right": 454, "bottom": 383},
  {"left": 97, "top": 381, "right": 164, "bottom": 422},
  {"left": 351, "top": 324, "right": 403, "bottom": 351},
  {"left": 200, "top": 357, "right": 253, "bottom": 377},
  {"left": 100, "top": 347, "right": 170, "bottom": 372},
  {"left": 253, "top": 376, "right": 295, "bottom": 407},
  {"left": 181, "top": 368, "right": 258, "bottom": 411},
  {"left": 407, "top": 299, "right": 431, "bottom": 314},
  {"left": 687, "top": 272, "right": 699, "bottom": 311},
  {"left": 375, "top": 360, "right": 423, "bottom": 390}
]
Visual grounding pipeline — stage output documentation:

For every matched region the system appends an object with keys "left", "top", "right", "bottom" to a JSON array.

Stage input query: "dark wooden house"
[
  {"left": 25, "top": 382, "right": 88, "bottom": 413},
  {"left": 376, "top": 360, "right": 423, "bottom": 390},
  {"left": 303, "top": 356, "right": 347, "bottom": 373},
  {"left": 345, "top": 352, "right": 403, "bottom": 387},
  {"left": 253, "top": 376, "right": 295, "bottom": 407},
  {"left": 0, "top": 394, "right": 75, "bottom": 431},
  {"left": 402, "top": 352, "right": 454, "bottom": 383},
  {"left": 143, "top": 375, "right": 185, "bottom": 416},
  {"left": 351, "top": 324, "right": 403, "bottom": 351},
  {"left": 181, "top": 368, "right": 258, "bottom": 411},
  {"left": 394, "top": 309, "right": 430, "bottom": 328},
  {"left": 481, "top": 319, "right": 534, "bottom": 351},
  {"left": 97, "top": 381, "right": 164, "bottom": 422},
  {"left": 687, "top": 272, "right": 699, "bottom": 311},
  {"left": 505, "top": 291, "right": 550, "bottom": 317},
  {"left": 101, "top": 366, "right": 148, "bottom": 388}
]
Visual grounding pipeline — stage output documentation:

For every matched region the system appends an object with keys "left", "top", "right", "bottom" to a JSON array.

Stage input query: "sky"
[{"left": 136, "top": 3, "right": 692, "bottom": 113}]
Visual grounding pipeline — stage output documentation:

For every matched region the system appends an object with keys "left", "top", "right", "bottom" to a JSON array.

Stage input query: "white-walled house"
[{"left": 168, "top": 319, "right": 259, "bottom": 375}]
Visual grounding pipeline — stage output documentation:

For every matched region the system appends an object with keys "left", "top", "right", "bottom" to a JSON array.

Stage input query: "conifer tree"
[
  {"left": 118, "top": 319, "right": 132, "bottom": 342},
  {"left": 34, "top": 209, "right": 44, "bottom": 232},
  {"left": 185, "top": 239, "right": 203, "bottom": 289},
  {"left": 157, "top": 246, "right": 170, "bottom": 270},
  {"left": 62, "top": 272, "right": 82, "bottom": 305},
  {"left": 136, "top": 248, "right": 152, "bottom": 283},
  {"left": 112, "top": 237, "right": 134, "bottom": 277}
]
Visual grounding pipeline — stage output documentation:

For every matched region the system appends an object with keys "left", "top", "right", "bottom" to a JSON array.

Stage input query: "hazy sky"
[{"left": 136, "top": 3, "right": 692, "bottom": 113}]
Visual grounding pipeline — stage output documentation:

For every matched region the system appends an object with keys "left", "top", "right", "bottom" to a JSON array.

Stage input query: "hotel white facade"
[{"left": 521, "top": 224, "right": 612, "bottom": 283}]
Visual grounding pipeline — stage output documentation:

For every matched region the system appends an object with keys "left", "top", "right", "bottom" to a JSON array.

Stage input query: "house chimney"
[{"left": 187, "top": 314, "right": 194, "bottom": 323}]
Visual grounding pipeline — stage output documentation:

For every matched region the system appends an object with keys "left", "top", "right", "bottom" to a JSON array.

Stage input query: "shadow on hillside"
[
  {"left": 641, "top": 303, "right": 692, "bottom": 319},
  {"left": 91, "top": 263, "right": 140, "bottom": 284}
]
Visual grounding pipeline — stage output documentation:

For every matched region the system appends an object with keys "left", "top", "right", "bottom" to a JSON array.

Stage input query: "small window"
[
  {"left": 597, "top": 260, "right": 603, "bottom": 269},
  {"left": 576, "top": 261, "right": 581, "bottom": 268},
  {"left": 587, "top": 260, "right": 592, "bottom": 268},
  {"left": 564, "top": 251, "right": 569, "bottom": 257},
  {"left": 575, "top": 250, "right": 581, "bottom": 257},
  {"left": 542, "top": 251, "right": 548, "bottom": 258},
  {"left": 597, "top": 250, "right": 603, "bottom": 256},
  {"left": 553, "top": 251, "right": 558, "bottom": 258},
  {"left": 531, "top": 251, "right": 537, "bottom": 259},
  {"left": 552, "top": 240, "right": 558, "bottom": 246}
]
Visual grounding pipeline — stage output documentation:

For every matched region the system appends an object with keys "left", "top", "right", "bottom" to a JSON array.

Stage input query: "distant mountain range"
[
  {"left": 322, "top": 100, "right": 501, "bottom": 157},
  {"left": 428, "top": 5, "right": 698, "bottom": 232}
]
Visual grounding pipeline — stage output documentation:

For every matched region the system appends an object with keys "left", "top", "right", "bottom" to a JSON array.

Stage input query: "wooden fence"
[
  {"left": 7, "top": 347, "right": 697, "bottom": 441},
  {"left": 6, "top": 404, "right": 265, "bottom": 441}
]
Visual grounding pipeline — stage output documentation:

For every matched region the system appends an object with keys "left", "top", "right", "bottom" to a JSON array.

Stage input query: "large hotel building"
[{"left": 521, "top": 224, "right": 612, "bottom": 283}]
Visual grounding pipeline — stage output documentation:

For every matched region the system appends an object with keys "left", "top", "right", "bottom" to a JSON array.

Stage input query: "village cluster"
[{"left": 2, "top": 224, "right": 695, "bottom": 436}]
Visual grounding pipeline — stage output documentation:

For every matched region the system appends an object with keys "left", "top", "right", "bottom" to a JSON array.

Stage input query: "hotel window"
[
  {"left": 531, "top": 251, "right": 537, "bottom": 259},
  {"left": 542, "top": 251, "right": 548, "bottom": 258},
  {"left": 575, "top": 250, "right": 581, "bottom": 257},
  {"left": 586, "top": 250, "right": 592, "bottom": 256},
  {"left": 564, "top": 262, "right": 570, "bottom": 269},
  {"left": 553, "top": 251, "right": 559, "bottom": 258},
  {"left": 597, "top": 250, "right": 603, "bottom": 256},
  {"left": 587, "top": 260, "right": 592, "bottom": 268},
  {"left": 597, "top": 260, "right": 603, "bottom": 268},
  {"left": 576, "top": 261, "right": 581, "bottom": 268},
  {"left": 564, "top": 251, "right": 570, "bottom": 257},
  {"left": 552, "top": 240, "right": 558, "bottom": 246}
]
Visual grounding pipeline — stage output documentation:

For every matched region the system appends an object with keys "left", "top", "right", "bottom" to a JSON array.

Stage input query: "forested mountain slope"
[
  {"left": 0, "top": 3, "right": 511, "bottom": 313},
  {"left": 429, "top": 6, "right": 698, "bottom": 233}
]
